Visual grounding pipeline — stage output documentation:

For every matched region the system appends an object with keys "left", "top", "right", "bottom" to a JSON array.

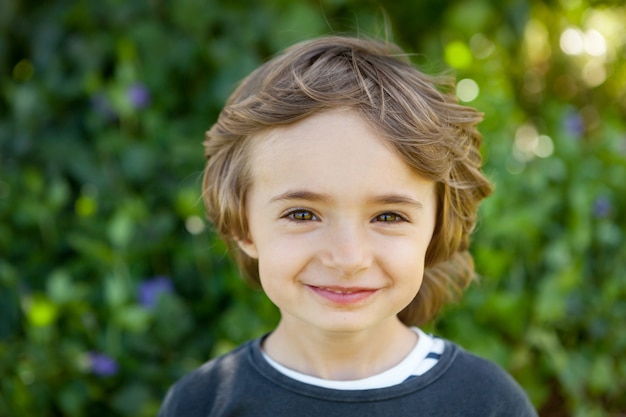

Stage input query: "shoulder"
[
  {"left": 178, "top": 340, "right": 252, "bottom": 387},
  {"left": 436, "top": 340, "right": 538, "bottom": 416},
  {"left": 444, "top": 341, "right": 522, "bottom": 388},
  {"left": 157, "top": 340, "right": 256, "bottom": 417}
]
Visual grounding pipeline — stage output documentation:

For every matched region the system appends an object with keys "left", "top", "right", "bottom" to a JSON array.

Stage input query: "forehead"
[
  {"left": 245, "top": 109, "right": 435, "bottom": 198},
  {"left": 248, "top": 109, "right": 391, "bottom": 168}
]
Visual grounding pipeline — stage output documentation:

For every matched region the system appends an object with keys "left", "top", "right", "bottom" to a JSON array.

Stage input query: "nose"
[{"left": 319, "top": 220, "right": 373, "bottom": 277}]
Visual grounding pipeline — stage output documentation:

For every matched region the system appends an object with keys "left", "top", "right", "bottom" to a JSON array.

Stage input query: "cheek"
[
  {"left": 255, "top": 236, "right": 304, "bottom": 283},
  {"left": 255, "top": 246, "right": 304, "bottom": 311},
  {"left": 386, "top": 233, "right": 430, "bottom": 260},
  {"left": 383, "top": 238, "right": 428, "bottom": 283},
  {"left": 255, "top": 255, "right": 281, "bottom": 302}
]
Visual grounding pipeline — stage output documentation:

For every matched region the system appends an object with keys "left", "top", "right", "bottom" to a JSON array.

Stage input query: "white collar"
[{"left": 261, "top": 327, "right": 440, "bottom": 390}]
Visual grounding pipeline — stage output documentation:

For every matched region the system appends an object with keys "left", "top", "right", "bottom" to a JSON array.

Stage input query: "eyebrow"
[
  {"left": 269, "top": 190, "right": 332, "bottom": 204},
  {"left": 368, "top": 194, "right": 423, "bottom": 209},
  {"left": 269, "top": 190, "right": 423, "bottom": 209}
]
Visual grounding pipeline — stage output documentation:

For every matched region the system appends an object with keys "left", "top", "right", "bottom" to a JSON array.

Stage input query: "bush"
[{"left": 1, "top": 1, "right": 624, "bottom": 416}]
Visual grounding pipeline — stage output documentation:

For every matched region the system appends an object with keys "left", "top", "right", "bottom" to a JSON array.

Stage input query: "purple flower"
[
  {"left": 138, "top": 276, "right": 173, "bottom": 308},
  {"left": 563, "top": 111, "right": 584, "bottom": 138},
  {"left": 127, "top": 83, "right": 151, "bottom": 109},
  {"left": 88, "top": 352, "right": 118, "bottom": 377},
  {"left": 593, "top": 196, "right": 612, "bottom": 218}
]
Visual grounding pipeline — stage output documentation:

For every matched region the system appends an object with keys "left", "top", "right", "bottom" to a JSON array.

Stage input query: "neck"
[{"left": 262, "top": 318, "right": 418, "bottom": 380}]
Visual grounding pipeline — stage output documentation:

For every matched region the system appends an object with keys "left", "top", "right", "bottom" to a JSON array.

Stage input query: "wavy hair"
[{"left": 202, "top": 36, "right": 492, "bottom": 325}]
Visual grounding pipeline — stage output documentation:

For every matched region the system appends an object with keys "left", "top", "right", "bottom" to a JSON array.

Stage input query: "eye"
[
  {"left": 284, "top": 209, "right": 319, "bottom": 222},
  {"left": 373, "top": 212, "right": 407, "bottom": 223}
]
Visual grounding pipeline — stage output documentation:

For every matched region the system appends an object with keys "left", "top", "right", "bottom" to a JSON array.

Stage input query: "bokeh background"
[{"left": 1, "top": 0, "right": 625, "bottom": 416}]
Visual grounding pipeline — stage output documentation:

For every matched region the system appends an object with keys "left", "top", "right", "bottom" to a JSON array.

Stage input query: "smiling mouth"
[
  {"left": 308, "top": 285, "right": 378, "bottom": 304},
  {"left": 317, "top": 286, "right": 370, "bottom": 294}
]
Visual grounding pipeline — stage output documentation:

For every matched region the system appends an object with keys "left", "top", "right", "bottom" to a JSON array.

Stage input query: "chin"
[{"left": 307, "top": 313, "right": 397, "bottom": 335}]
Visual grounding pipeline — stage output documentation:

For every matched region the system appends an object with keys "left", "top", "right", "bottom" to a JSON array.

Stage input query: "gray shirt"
[{"left": 158, "top": 336, "right": 538, "bottom": 417}]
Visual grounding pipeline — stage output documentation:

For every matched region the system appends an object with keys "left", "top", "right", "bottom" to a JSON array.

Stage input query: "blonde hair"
[{"left": 202, "top": 36, "right": 492, "bottom": 325}]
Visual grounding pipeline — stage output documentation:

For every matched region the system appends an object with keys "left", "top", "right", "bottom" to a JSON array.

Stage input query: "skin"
[{"left": 238, "top": 109, "right": 437, "bottom": 381}]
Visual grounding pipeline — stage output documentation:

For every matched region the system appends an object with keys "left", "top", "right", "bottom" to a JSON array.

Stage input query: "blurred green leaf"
[
  {"left": 111, "top": 384, "right": 151, "bottom": 416},
  {"left": 153, "top": 294, "right": 193, "bottom": 344},
  {"left": 109, "top": 211, "right": 135, "bottom": 249},
  {"left": 104, "top": 274, "right": 131, "bottom": 308},
  {"left": 2, "top": 1, "right": 625, "bottom": 416},
  {"left": 58, "top": 380, "right": 88, "bottom": 417},
  {"left": 46, "top": 270, "right": 75, "bottom": 304},
  {"left": 113, "top": 306, "right": 151, "bottom": 333}
]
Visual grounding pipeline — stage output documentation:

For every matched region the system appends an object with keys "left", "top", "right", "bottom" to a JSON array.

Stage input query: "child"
[{"left": 158, "top": 36, "right": 537, "bottom": 416}]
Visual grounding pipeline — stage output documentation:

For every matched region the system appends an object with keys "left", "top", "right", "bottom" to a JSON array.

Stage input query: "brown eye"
[
  {"left": 288, "top": 210, "right": 316, "bottom": 221},
  {"left": 374, "top": 213, "right": 404, "bottom": 222}
]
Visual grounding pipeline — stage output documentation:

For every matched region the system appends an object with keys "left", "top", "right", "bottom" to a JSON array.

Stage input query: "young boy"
[{"left": 158, "top": 36, "right": 537, "bottom": 416}]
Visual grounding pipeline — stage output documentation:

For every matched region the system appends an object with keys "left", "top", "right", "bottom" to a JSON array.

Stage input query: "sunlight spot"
[
  {"left": 584, "top": 29, "right": 607, "bottom": 56},
  {"left": 470, "top": 33, "right": 494, "bottom": 59},
  {"left": 582, "top": 59, "right": 607, "bottom": 87},
  {"left": 185, "top": 216, "right": 205, "bottom": 235},
  {"left": 534, "top": 135, "right": 554, "bottom": 158},
  {"left": 456, "top": 78, "right": 479, "bottom": 102},
  {"left": 560, "top": 28, "right": 585, "bottom": 55}
]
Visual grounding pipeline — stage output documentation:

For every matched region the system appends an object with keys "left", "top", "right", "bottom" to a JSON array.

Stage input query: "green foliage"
[{"left": 1, "top": 0, "right": 624, "bottom": 416}]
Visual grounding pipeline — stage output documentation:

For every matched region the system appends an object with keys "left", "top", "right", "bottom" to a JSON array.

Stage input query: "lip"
[{"left": 307, "top": 285, "right": 378, "bottom": 305}]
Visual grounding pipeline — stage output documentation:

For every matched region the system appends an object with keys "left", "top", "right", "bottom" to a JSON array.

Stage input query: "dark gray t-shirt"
[{"left": 158, "top": 337, "right": 538, "bottom": 417}]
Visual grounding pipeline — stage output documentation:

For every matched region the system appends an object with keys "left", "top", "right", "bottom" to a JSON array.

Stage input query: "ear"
[{"left": 237, "top": 236, "right": 259, "bottom": 259}]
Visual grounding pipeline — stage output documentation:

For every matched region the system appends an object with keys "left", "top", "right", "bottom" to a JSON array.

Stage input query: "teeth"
[{"left": 323, "top": 288, "right": 352, "bottom": 294}]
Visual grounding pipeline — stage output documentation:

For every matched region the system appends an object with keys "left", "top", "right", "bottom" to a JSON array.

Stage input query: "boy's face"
[{"left": 239, "top": 109, "right": 437, "bottom": 336}]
